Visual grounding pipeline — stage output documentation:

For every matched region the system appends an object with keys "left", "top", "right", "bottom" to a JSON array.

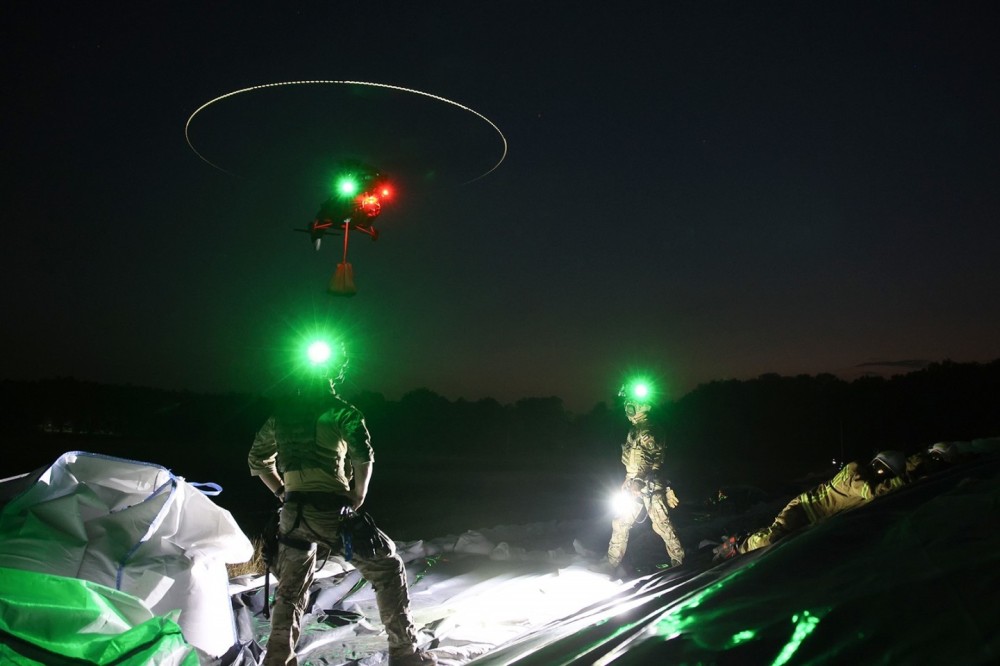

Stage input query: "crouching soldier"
[{"left": 714, "top": 451, "right": 908, "bottom": 560}]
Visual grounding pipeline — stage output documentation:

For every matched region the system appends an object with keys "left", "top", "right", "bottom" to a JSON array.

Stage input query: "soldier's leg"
[
  {"left": 306, "top": 506, "right": 421, "bottom": 656},
  {"left": 264, "top": 539, "right": 317, "bottom": 666},
  {"left": 352, "top": 547, "right": 420, "bottom": 655},
  {"left": 607, "top": 497, "right": 642, "bottom": 567},
  {"left": 738, "top": 498, "right": 808, "bottom": 554},
  {"left": 646, "top": 493, "right": 685, "bottom": 565}
]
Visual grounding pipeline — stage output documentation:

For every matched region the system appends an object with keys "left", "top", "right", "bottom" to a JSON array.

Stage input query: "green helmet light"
[
  {"left": 619, "top": 376, "right": 657, "bottom": 405},
  {"left": 307, "top": 340, "right": 332, "bottom": 365},
  {"left": 297, "top": 333, "right": 348, "bottom": 387}
]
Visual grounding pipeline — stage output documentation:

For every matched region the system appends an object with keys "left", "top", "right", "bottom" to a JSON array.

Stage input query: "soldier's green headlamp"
[
  {"left": 619, "top": 378, "right": 655, "bottom": 404},
  {"left": 301, "top": 337, "right": 346, "bottom": 374},
  {"left": 307, "top": 340, "right": 332, "bottom": 365},
  {"left": 292, "top": 333, "right": 348, "bottom": 389}
]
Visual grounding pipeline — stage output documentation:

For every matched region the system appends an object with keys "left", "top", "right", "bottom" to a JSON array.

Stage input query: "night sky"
[{"left": 3, "top": 2, "right": 999, "bottom": 412}]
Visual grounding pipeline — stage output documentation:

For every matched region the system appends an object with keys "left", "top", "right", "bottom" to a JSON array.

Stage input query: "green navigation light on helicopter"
[{"left": 335, "top": 175, "right": 360, "bottom": 197}]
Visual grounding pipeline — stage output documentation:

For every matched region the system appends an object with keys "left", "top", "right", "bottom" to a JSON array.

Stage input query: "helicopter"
[{"left": 300, "top": 163, "right": 393, "bottom": 296}]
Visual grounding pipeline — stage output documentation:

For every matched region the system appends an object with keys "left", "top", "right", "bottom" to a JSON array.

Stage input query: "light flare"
[
  {"left": 611, "top": 490, "right": 639, "bottom": 517},
  {"left": 307, "top": 340, "right": 332, "bottom": 365}
]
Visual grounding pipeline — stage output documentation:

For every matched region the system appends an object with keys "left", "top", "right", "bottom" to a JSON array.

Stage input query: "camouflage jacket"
[
  {"left": 248, "top": 394, "right": 374, "bottom": 494},
  {"left": 798, "top": 461, "right": 904, "bottom": 524},
  {"left": 621, "top": 423, "right": 664, "bottom": 483}
]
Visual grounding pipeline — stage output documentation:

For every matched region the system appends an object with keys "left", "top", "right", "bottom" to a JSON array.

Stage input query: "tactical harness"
[
  {"left": 261, "top": 491, "right": 392, "bottom": 619},
  {"left": 626, "top": 475, "right": 674, "bottom": 524}
]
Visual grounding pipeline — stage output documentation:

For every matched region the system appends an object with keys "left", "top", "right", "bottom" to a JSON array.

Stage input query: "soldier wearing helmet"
[
  {"left": 924, "top": 437, "right": 1000, "bottom": 461},
  {"left": 907, "top": 436, "right": 1000, "bottom": 478},
  {"left": 605, "top": 380, "right": 685, "bottom": 571},
  {"left": 714, "top": 450, "right": 909, "bottom": 560},
  {"left": 248, "top": 338, "right": 436, "bottom": 666}
]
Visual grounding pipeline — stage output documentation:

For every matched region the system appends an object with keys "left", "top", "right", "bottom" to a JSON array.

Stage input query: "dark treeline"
[
  {"left": 667, "top": 359, "right": 1000, "bottom": 494},
  {"left": 3, "top": 359, "right": 999, "bottom": 501}
]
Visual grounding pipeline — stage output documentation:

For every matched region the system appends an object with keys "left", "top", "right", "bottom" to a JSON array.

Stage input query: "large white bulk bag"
[{"left": 0, "top": 451, "right": 254, "bottom": 657}]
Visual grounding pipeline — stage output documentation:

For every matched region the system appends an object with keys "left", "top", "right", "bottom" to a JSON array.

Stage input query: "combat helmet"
[
  {"left": 928, "top": 441, "right": 958, "bottom": 463},
  {"left": 619, "top": 379, "right": 655, "bottom": 423},
  {"left": 870, "top": 450, "right": 906, "bottom": 479}
]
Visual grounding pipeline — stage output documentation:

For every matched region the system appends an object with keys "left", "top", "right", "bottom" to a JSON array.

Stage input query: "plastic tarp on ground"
[
  {"left": 468, "top": 453, "right": 1000, "bottom": 665},
  {"left": 0, "top": 566, "right": 198, "bottom": 665},
  {"left": 0, "top": 451, "right": 254, "bottom": 660}
]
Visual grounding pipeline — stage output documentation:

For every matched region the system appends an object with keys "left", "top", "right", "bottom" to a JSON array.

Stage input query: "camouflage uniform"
[
  {"left": 607, "top": 404, "right": 685, "bottom": 568},
  {"left": 248, "top": 393, "right": 422, "bottom": 666},
  {"left": 738, "top": 461, "right": 905, "bottom": 554}
]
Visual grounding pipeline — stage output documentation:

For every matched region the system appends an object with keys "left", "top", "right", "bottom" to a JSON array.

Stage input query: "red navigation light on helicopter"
[{"left": 358, "top": 193, "right": 382, "bottom": 217}]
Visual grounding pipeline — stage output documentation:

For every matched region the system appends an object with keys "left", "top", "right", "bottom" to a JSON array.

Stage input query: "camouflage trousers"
[
  {"left": 607, "top": 489, "right": 684, "bottom": 567},
  {"left": 263, "top": 502, "right": 418, "bottom": 666},
  {"left": 739, "top": 496, "right": 810, "bottom": 554}
]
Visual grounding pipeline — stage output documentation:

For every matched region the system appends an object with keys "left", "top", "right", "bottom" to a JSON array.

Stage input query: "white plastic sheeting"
[{"left": 0, "top": 451, "right": 254, "bottom": 657}]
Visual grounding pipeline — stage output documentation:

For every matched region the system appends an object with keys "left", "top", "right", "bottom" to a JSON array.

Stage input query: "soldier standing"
[
  {"left": 248, "top": 339, "right": 435, "bottom": 666},
  {"left": 606, "top": 380, "right": 685, "bottom": 570}
]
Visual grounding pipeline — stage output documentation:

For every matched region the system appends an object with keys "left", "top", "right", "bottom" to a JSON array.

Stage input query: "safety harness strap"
[{"left": 278, "top": 534, "right": 314, "bottom": 550}]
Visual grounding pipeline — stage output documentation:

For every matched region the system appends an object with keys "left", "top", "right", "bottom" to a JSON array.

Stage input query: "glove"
[
  {"left": 712, "top": 535, "right": 739, "bottom": 562},
  {"left": 665, "top": 487, "right": 680, "bottom": 508}
]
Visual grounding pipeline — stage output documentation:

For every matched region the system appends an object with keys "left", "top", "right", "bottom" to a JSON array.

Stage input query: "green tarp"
[{"left": 0, "top": 566, "right": 199, "bottom": 666}]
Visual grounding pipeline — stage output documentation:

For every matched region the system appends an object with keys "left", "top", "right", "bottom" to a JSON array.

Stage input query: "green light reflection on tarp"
[
  {"left": 651, "top": 578, "right": 730, "bottom": 639},
  {"left": 650, "top": 562, "right": 830, "bottom": 661},
  {"left": 772, "top": 610, "right": 823, "bottom": 666}
]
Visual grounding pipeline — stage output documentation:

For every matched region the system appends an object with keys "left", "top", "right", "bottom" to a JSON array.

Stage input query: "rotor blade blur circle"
[{"left": 185, "top": 81, "right": 507, "bottom": 187}]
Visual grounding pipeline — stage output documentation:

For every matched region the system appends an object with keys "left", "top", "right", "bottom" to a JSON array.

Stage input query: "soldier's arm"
[
  {"left": 349, "top": 462, "right": 373, "bottom": 510},
  {"left": 340, "top": 406, "right": 375, "bottom": 508},
  {"left": 638, "top": 431, "right": 663, "bottom": 477},
  {"left": 259, "top": 470, "right": 285, "bottom": 499},
  {"left": 248, "top": 417, "right": 285, "bottom": 499}
]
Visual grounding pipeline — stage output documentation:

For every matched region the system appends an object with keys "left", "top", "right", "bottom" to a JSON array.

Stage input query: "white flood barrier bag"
[{"left": 0, "top": 451, "right": 254, "bottom": 657}]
